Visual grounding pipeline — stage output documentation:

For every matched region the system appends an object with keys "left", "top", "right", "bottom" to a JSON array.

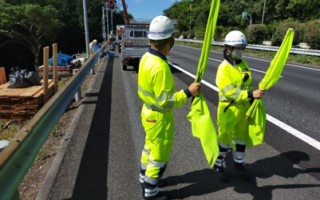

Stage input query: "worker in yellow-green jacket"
[
  {"left": 138, "top": 16, "right": 201, "bottom": 200},
  {"left": 214, "top": 31, "right": 265, "bottom": 182}
]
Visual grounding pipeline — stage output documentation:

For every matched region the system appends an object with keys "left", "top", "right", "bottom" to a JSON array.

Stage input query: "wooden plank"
[
  {"left": 53, "top": 43, "right": 58, "bottom": 93},
  {"left": 18, "top": 79, "right": 52, "bottom": 97},
  {"left": 0, "top": 67, "right": 6, "bottom": 85},
  {"left": 43, "top": 47, "right": 49, "bottom": 104},
  {"left": 0, "top": 81, "right": 10, "bottom": 89}
]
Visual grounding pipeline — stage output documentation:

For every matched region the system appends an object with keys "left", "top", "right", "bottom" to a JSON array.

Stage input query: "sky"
[{"left": 121, "top": 0, "right": 181, "bottom": 20}]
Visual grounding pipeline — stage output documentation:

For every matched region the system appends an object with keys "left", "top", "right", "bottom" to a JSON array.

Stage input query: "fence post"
[{"left": 43, "top": 47, "right": 49, "bottom": 104}]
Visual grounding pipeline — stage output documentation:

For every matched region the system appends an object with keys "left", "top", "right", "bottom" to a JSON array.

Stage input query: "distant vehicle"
[{"left": 120, "top": 24, "right": 150, "bottom": 71}]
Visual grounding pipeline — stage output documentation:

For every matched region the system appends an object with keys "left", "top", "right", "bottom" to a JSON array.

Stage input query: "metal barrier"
[
  {"left": 0, "top": 44, "right": 106, "bottom": 200},
  {"left": 175, "top": 39, "right": 320, "bottom": 57}
]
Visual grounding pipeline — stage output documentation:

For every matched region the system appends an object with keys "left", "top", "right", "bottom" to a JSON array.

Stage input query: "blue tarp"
[
  {"left": 92, "top": 44, "right": 101, "bottom": 53},
  {"left": 49, "top": 53, "right": 74, "bottom": 66}
]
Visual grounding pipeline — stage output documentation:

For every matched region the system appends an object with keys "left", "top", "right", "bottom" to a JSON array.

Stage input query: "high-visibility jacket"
[
  {"left": 138, "top": 50, "right": 189, "bottom": 111},
  {"left": 216, "top": 59, "right": 253, "bottom": 149},
  {"left": 216, "top": 59, "right": 253, "bottom": 104},
  {"left": 89, "top": 42, "right": 95, "bottom": 55},
  {"left": 138, "top": 48, "right": 190, "bottom": 186}
]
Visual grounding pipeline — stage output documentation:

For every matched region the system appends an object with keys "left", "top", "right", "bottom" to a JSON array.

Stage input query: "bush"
[
  {"left": 193, "top": 26, "right": 206, "bottom": 40},
  {"left": 245, "top": 24, "right": 266, "bottom": 44},
  {"left": 304, "top": 20, "right": 320, "bottom": 50},
  {"left": 214, "top": 26, "right": 224, "bottom": 41},
  {"left": 174, "top": 30, "right": 181, "bottom": 38},
  {"left": 272, "top": 22, "right": 305, "bottom": 46},
  {"left": 181, "top": 31, "right": 188, "bottom": 39},
  {"left": 265, "top": 23, "right": 278, "bottom": 40}
]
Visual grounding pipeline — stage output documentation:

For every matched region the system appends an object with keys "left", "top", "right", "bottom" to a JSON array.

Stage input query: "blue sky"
[{"left": 121, "top": 0, "right": 180, "bottom": 20}]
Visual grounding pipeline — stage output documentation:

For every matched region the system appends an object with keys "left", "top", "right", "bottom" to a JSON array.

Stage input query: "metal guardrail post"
[
  {"left": 0, "top": 45, "right": 106, "bottom": 200},
  {"left": 73, "top": 69, "right": 82, "bottom": 101}
]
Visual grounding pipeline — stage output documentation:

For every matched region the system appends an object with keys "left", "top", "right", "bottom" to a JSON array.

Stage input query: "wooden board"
[{"left": 0, "top": 80, "right": 53, "bottom": 98}]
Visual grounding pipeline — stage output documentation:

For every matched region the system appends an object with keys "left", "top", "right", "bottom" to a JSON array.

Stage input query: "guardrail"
[
  {"left": 175, "top": 39, "right": 320, "bottom": 57},
  {"left": 0, "top": 44, "right": 106, "bottom": 200}
]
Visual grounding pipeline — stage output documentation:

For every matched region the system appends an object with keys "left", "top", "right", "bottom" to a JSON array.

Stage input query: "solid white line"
[
  {"left": 168, "top": 62, "right": 219, "bottom": 92},
  {"left": 208, "top": 58, "right": 283, "bottom": 78},
  {"left": 176, "top": 44, "right": 320, "bottom": 72},
  {"left": 267, "top": 115, "right": 320, "bottom": 151},
  {"left": 168, "top": 62, "right": 320, "bottom": 151}
]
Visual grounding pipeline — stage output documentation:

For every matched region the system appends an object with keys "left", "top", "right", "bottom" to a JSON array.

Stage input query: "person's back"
[{"left": 138, "top": 16, "right": 201, "bottom": 200}]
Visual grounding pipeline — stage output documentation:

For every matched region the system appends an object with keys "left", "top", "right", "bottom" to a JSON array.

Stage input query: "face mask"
[
  {"left": 231, "top": 50, "right": 244, "bottom": 60},
  {"left": 169, "top": 37, "right": 174, "bottom": 51}
]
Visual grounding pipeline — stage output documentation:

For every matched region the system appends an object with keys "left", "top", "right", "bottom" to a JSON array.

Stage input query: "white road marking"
[
  {"left": 168, "top": 61, "right": 320, "bottom": 151},
  {"left": 176, "top": 44, "right": 320, "bottom": 72},
  {"left": 208, "top": 58, "right": 283, "bottom": 78}
]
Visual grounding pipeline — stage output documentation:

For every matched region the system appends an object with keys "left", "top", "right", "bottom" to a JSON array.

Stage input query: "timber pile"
[{"left": 0, "top": 80, "right": 55, "bottom": 120}]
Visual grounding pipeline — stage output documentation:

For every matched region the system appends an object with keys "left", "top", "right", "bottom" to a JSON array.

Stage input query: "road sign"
[
  {"left": 242, "top": 12, "right": 248, "bottom": 18},
  {"left": 189, "top": 4, "right": 193, "bottom": 11}
]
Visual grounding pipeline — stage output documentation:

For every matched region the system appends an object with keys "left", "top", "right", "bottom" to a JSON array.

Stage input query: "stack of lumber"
[
  {"left": 0, "top": 80, "right": 54, "bottom": 120},
  {"left": 38, "top": 65, "right": 72, "bottom": 77}
]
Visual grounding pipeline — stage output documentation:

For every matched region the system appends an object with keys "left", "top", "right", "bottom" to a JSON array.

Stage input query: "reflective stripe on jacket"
[
  {"left": 216, "top": 59, "right": 253, "bottom": 103},
  {"left": 138, "top": 51, "right": 188, "bottom": 112}
]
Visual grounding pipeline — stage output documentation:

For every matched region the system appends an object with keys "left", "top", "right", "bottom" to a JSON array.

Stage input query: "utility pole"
[
  {"left": 262, "top": 0, "right": 266, "bottom": 24},
  {"left": 102, "top": 4, "right": 106, "bottom": 42},
  {"left": 82, "top": 0, "right": 89, "bottom": 58},
  {"left": 111, "top": 9, "right": 113, "bottom": 35},
  {"left": 106, "top": 3, "right": 109, "bottom": 43},
  {"left": 189, "top": 4, "right": 193, "bottom": 39}
]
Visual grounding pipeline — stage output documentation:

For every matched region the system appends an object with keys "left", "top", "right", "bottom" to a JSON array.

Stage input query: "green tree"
[{"left": 0, "top": 4, "right": 63, "bottom": 66}]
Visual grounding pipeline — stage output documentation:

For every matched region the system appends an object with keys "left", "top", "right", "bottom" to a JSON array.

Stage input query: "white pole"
[
  {"left": 106, "top": 4, "right": 109, "bottom": 45},
  {"left": 83, "top": 0, "right": 90, "bottom": 58},
  {"left": 262, "top": 0, "right": 266, "bottom": 24},
  {"left": 102, "top": 5, "right": 106, "bottom": 42}
]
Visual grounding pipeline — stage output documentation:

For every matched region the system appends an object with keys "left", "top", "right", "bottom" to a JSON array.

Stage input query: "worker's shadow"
[{"left": 165, "top": 151, "right": 320, "bottom": 200}]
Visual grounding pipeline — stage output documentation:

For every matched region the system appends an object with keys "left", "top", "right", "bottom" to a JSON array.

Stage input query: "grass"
[{"left": 175, "top": 41, "right": 320, "bottom": 68}]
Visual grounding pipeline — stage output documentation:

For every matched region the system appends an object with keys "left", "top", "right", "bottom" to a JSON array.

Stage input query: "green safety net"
[
  {"left": 187, "top": 0, "right": 220, "bottom": 167},
  {"left": 245, "top": 28, "right": 294, "bottom": 147}
]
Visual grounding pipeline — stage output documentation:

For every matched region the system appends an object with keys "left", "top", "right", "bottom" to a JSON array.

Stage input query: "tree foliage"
[
  {"left": 164, "top": 0, "right": 320, "bottom": 44},
  {"left": 0, "top": 4, "right": 63, "bottom": 66}
]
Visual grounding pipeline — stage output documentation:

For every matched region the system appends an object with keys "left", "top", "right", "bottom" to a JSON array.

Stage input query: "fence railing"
[
  {"left": 0, "top": 44, "right": 106, "bottom": 200},
  {"left": 175, "top": 39, "right": 320, "bottom": 57}
]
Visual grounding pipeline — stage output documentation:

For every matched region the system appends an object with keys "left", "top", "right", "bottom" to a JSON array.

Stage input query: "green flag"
[
  {"left": 187, "top": 0, "right": 220, "bottom": 167},
  {"left": 245, "top": 28, "right": 294, "bottom": 147}
]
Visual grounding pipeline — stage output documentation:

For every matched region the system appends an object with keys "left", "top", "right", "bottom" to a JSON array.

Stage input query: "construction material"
[
  {"left": 43, "top": 47, "right": 49, "bottom": 104},
  {"left": 53, "top": 44, "right": 58, "bottom": 93},
  {"left": 0, "top": 80, "right": 55, "bottom": 120},
  {"left": 0, "top": 67, "right": 6, "bottom": 85}
]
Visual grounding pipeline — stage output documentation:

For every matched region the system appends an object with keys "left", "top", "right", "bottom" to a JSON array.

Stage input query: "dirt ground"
[{"left": 0, "top": 62, "right": 101, "bottom": 200}]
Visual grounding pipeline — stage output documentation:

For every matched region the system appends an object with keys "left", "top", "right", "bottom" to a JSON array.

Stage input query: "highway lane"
[
  {"left": 169, "top": 44, "right": 320, "bottom": 181},
  {"left": 47, "top": 50, "right": 320, "bottom": 200}
]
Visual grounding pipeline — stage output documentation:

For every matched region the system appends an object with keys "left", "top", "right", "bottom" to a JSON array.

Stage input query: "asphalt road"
[{"left": 47, "top": 47, "right": 320, "bottom": 200}]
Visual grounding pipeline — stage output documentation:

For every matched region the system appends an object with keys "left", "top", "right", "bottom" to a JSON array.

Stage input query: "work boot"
[
  {"left": 213, "top": 165, "right": 228, "bottom": 182},
  {"left": 140, "top": 179, "right": 167, "bottom": 188},
  {"left": 234, "top": 162, "right": 250, "bottom": 180},
  {"left": 143, "top": 182, "right": 169, "bottom": 200},
  {"left": 143, "top": 191, "right": 169, "bottom": 200}
]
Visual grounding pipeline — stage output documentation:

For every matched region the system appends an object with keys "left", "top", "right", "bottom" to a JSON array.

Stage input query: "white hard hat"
[
  {"left": 148, "top": 16, "right": 175, "bottom": 40},
  {"left": 93, "top": 39, "right": 97, "bottom": 44},
  {"left": 223, "top": 31, "right": 247, "bottom": 47}
]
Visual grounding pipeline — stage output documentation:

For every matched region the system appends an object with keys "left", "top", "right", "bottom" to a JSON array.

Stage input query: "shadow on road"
[
  {"left": 64, "top": 57, "right": 114, "bottom": 200},
  {"left": 166, "top": 151, "right": 320, "bottom": 200}
]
